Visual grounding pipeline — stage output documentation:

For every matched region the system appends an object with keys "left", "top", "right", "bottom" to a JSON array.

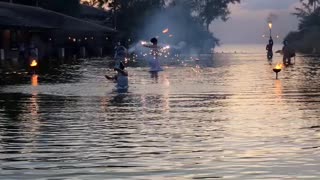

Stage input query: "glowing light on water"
[{"left": 31, "top": 74, "right": 38, "bottom": 87}]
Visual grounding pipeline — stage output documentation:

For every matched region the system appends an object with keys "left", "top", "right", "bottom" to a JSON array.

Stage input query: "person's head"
[
  {"left": 150, "top": 37, "right": 158, "bottom": 45},
  {"left": 269, "top": 38, "right": 273, "bottom": 44}
]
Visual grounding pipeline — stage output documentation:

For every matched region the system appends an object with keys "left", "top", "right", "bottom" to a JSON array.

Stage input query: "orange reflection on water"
[
  {"left": 162, "top": 74, "right": 170, "bottom": 113},
  {"left": 30, "top": 93, "right": 39, "bottom": 118},
  {"left": 31, "top": 74, "right": 38, "bottom": 86},
  {"left": 274, "top": 79, "right": 283, "bottom": 100}
]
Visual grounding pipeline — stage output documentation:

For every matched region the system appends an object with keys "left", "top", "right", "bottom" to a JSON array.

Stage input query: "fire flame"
[
  {"left": 30, "top": 60, "right": 38, "bottom": 67},
  {"left": 268, "top": 22, "right": 272, "bottom": 29},
  {"left": 162, "top": 28, "right": 169, "bottom": 34},
  {"left": 274, "top": 63, "right": 282, "bottom": 70}
]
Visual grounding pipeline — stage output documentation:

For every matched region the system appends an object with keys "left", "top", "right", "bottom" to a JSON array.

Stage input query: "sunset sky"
[{"left": 212, "top": 0, "right": 300, "bottom": 44}]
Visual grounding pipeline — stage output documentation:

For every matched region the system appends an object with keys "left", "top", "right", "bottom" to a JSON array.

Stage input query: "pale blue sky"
[{"left": 212, "top": 0, "right": 300, "bottom": 44}]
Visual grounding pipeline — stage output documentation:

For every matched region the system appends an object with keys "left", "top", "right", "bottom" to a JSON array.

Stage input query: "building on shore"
[{"left": 0, "top": 1, "right": 116, "bottom": 71}]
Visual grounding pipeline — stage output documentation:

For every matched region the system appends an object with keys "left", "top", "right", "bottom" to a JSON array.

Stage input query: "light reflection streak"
[
  {"left": 274, "top": 79, "right": 283, "bottom": 101},
  {"left": 162, "top": 74, "right": 170, "bottom": 114},
  {"left": 31, "top": 74, "right": 38, "bottom": 87}
]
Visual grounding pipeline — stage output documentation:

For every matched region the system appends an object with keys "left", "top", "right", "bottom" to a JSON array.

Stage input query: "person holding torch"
[{"left": 266, "top": 22, "right": 274, "bottom": 60}]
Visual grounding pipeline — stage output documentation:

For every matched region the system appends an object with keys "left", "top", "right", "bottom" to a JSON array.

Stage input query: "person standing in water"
[
  {"left": 114, "top": 41, "right": 127, "bottom": 69},
  {"left": 142, "top": 37, "right": 163, "bottom": 80},
  {"left": 266, "top": 37, "right": 273, "bottom": 60},
  {"left": 282, "top": 40, "right": 295, "bottom": 65},
  {"left": 105, "top": 62, "right": 129, "bottom": 93}
]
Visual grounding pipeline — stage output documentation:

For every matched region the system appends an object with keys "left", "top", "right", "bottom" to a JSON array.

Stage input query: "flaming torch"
[
  {"left": 30, "top": 59, "right": 38, "bottom": 74},
  {"left": 273, "top": 63, "right": 282, "bottom": 79},
  {"left": 268, "top": 22, "right": 273, "bottom": 37}
]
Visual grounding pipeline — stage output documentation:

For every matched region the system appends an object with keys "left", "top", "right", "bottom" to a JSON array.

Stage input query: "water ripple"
[{"left": 1, "top": 53, "right": 320, "bottom": 179}]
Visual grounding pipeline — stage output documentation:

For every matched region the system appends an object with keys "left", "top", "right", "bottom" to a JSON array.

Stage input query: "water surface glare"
[{"left": 1, "top": 50, "right": 320, "bottom": 179}]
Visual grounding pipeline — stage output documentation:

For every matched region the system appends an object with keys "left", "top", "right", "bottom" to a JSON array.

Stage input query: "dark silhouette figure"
[
  {"left": 266, "top": 37, "right": 273, "bottom": 60},
  {"left": 105, "top": 62, "right": 129, "bottom": 93},
  {"left": 114, "top": 41, "right": 127, "bottom": 69},
  {"left": 282, "top": 40, "right": 295, "bottom": 65}
]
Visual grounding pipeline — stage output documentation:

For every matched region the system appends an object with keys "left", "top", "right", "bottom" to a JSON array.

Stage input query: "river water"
[{"left": 1, "top": 44, "right": 320, "bottom": 179}]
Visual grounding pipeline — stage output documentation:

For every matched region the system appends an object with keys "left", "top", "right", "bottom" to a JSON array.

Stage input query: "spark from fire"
[{"left": 162, "top": 28, "right": 169, "bottom": 34}]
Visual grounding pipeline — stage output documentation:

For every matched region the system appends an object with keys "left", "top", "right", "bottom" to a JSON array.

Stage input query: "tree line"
[
  {"left": 81, "top": 0, "right": 240, "bottom": 51},
  {"left": 286, "top": 0, "right": 320, "bottom": 53},
  {"left": 2, "top": 0, "right": 241, "bottom": 51}
]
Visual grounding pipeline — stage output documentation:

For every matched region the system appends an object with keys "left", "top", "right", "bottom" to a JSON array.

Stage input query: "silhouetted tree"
[
  {"left": 286, "top": 1, "right": 320, "bottom": 53},
  {"left": 188, "top": 0, "right": 241, "bottom": 31},
  {"left": 102, "top": 0, "right": 239, "bottom": 41},
  {"left": 300, "top": 0, "right": 320, "bottom": 11}
]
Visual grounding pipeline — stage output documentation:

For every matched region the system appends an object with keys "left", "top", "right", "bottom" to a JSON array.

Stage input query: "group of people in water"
[
  {"left": 105, "top": 37, "right": 163, "bottom": 93},
  {"left": 106, "top": 36, "right": 296, "bottom": 93},
  {"left": 266, "top": 37, "right": 296, "bottom": 65}
]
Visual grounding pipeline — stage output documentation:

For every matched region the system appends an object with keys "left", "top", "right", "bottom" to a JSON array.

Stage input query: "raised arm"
[
  {"left": 142, "top": 44, "right": 154, "bottom": 48},
  {"left": 115, "top": 68, "right": 128, "bottom": 76}
]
